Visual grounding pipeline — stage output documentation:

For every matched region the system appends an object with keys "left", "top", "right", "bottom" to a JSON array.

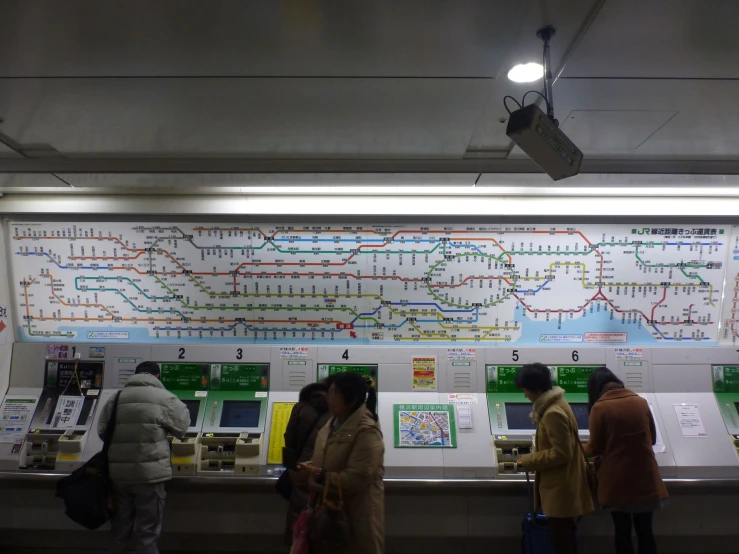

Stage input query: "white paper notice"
[
  {"left": 447, "top": 393, "right": 479, "bottom": 405},
  {"left": 615, "top": 347, "right": 643, "bottom": 360},
  {"left": 52, "top": 395, "right": 84, "bottom": 429},
  {"left": 447, "top": 348, "right": 476, "bottom": 360},
  {"left": 674, "top": 404, "right": 707, "bottom": 437},
  {"left": 0, "top": 396, "right": 38, "bottom": 443},
  {"left": 279, "top": 347, "right": 308, "bottom": 359}
]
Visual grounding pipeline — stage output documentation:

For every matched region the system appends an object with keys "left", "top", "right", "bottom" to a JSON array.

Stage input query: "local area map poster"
[{"left": 394, "top": 404, "right": 456, "bottom": 448}]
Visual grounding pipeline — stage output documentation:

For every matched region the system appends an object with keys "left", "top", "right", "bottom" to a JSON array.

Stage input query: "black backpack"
[{"left": 55, "top": 390, "right": 122, "bottom": 530}]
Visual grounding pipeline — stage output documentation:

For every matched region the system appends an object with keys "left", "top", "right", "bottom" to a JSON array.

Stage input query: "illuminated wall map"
[
  {"left": 9, "top": 222, "right": 731, "bottom": 345},
  {"left": 720, "top": 225, "right": 739, "bottom": 345}
]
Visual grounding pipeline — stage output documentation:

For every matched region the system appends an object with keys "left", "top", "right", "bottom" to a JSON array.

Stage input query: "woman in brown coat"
[
  {"left": 516, "top": 363, "right": 594, "bottom": 554},
  {"left": 584, "top": 367, "right": 668, "bottom": 554},
  {"left": 295, "top": 372, "right": 384, "bottom": 554}
]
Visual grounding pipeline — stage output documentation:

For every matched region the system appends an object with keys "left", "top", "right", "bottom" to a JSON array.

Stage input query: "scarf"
[{"left": 530, "top": 386, "right": 565, "bottom": 424}]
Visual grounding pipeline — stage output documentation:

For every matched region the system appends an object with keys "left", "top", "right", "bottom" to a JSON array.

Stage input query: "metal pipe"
[{"left": 537, "top": 26, "right": 557, "bottom": 124}]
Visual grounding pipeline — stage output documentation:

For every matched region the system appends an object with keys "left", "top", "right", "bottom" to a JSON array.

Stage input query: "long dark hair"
[
  {"left": 587, "top": 366, "right": 624, "bottom": 413},
  {"left": 330, "top": 371, "right": 378, "bottom": 422}
]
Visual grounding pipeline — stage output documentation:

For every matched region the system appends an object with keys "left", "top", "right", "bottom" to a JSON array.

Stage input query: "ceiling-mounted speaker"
[{"left": 506, "top": 103, "right": 583, "bottom": 181}]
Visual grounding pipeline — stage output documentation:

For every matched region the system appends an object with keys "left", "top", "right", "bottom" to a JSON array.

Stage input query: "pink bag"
[{"left": 290, "top": 506, "right": 312, "bottom": 554}]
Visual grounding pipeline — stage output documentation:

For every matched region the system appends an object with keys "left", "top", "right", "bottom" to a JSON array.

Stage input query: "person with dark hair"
[
  {"left": 281, "top": 381, "right": 331, "bottom": 546},
  {"left": 514, "top": 363, "right": 594, "bottom": 554},
  {"left": 294, "top": 372, "right": 384, "bottom": 554},
  {"left": 98, "top": 361, "right": 190, "bottom": 554},
  {"left": 584, "top": 367, "right": 668, "bottom": 554}
]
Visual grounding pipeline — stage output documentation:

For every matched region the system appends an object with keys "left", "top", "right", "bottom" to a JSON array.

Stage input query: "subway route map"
[
  {"left": 9, "top": 222, "right": 731, "bottom": 345},
  {"left": 720, "top": 226, "right": 739, "bottom": 345}
]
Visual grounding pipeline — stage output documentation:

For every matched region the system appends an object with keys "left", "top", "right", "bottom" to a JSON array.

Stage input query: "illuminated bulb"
[{"left": 507, "top": 63, "right": 544, "bottom": 83}]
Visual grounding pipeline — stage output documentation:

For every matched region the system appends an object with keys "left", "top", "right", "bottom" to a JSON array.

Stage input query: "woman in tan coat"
[
  {"left": 295, "top": 372, "right": 384, "bottom": 554},
  {"left": 584, "top": 367, "right": 668, "bottom": 554},
  {"left": 516, "top": 363, "right": 594, "bottom": 554}
]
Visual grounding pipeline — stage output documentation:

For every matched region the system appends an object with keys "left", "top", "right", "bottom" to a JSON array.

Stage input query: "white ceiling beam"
[{"left": 2, "top": 193, "right": 739, "bottom": 217}]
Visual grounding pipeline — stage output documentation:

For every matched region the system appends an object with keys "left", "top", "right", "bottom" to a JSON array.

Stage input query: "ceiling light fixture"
[{"left": 507, "top": 62, "right": 543, "bottom": 83}]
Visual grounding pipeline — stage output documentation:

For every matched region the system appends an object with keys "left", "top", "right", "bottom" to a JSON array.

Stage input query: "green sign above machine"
[
  {"left": 210, "top": 363, "right": 269, "bottom": 392},
  {"left": 317, "top": 364, "right": 378, "bottom": 383},
  {"left": 556, "top": 366, "right": 599, "bottom": 393},
  {"left": 712, "top": 365, "right": 739, "bottom": 393},
  {"left": 159, "top": 363, "right": 269, "bottom": 392},
  {"left": 160, "top": 363, "right": 210, "bottom": 391},
  {"left": 486, "top": 365, "right": 600, "bottom": 394}
]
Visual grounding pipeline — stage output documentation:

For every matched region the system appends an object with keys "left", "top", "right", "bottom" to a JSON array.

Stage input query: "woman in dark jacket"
[
  {"left": 584, "top": 367, "right": 668, "bottom": 554},
  {"left": 282, "top": 382, "right": 331, "bottom": 545}
]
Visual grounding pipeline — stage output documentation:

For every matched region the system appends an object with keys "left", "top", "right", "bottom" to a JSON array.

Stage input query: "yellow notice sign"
[
  {"left": 412, "top": 356, "right": 437, "bottom": 391},
  {"left": 267, "top": 402, "right": 296, "bottom": 465},
  {"left": 57, "top": 454, "right": 79, "bottom": 461},
  {"left": 171, "top": 457, "right": 192, "bottom": 465}
]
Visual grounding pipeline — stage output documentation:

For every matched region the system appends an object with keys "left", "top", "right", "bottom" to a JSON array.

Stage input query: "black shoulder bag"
[{"left": 55, "top": 390, "right": 122, "bottom": 530}]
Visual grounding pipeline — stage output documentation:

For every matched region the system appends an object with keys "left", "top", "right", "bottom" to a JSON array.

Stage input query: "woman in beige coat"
[
  {"left": 295, "top": 372, "right": 385, "bottom": 554},
  {"left": 516, "top": 363, "right": 594, "bottom": 554}
]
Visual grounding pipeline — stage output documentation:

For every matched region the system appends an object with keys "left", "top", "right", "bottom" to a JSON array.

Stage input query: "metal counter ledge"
[{"left": 1, "top": 471, "right": 739, "bottom": 494}]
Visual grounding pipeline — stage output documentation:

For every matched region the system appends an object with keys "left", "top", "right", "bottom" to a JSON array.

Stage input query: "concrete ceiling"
[{"left": 0, "top": 0, "right": 737, "bottom": 193}]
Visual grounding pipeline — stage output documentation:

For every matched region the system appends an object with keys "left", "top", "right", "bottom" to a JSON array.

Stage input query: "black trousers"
[
  {"left": 611, "top": 511, "right": 657, "bottom": 554},
  {"left": 549, "top": 517, "right": 578, "bottom": 554}
]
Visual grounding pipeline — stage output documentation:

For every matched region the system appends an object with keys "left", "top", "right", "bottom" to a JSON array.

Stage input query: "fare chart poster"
[{"left": 8, "top": 221, "right": 736, "bottom": 345}]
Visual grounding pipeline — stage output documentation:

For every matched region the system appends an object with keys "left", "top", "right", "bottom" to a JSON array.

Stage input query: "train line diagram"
[{"left": 10, "top": 222, "right": 730, "bottom": 345}]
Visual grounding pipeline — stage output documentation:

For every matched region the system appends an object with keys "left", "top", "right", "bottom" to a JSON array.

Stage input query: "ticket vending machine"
[
  {"left": 21, "top": 357, "right": 104, "bottom": 472},
  {"left": 149, "top": 344, "right": 271, "bottom": 477},
  {"left": 483, "top": 348, "right": 605, "bottom": 478},
  {"left": 199, "top": 361, "right": 270, "bottom": 476},
  {"left": 604, "top": 348, "right": 676, "bottom": 477},
  {"left": 0, "top": 343, "right": 140, "bottom": 472},
  {"left": 710, "top": 363, "right": 739, "bottom": 462},
  {"left": 157, "top": 362, "right": 210, "bottom": 476},
  {"left": 485, "top": 365, "right": 592, "bottom": 477},
  {"left": 651, "top": 348, "right": 739, "bottom": 478}
]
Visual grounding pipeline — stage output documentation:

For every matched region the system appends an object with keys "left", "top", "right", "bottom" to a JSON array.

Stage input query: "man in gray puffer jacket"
[{"left": 98, "top": 361, "right": 190, "bottom": 554}]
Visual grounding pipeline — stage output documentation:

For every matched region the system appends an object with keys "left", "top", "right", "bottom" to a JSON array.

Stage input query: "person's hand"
[
  {"left": 292, "top": 462, "right": 315, "bottom": 484},
  {"left": 516, "top": 458, "right": 524, "bottom": 467}
]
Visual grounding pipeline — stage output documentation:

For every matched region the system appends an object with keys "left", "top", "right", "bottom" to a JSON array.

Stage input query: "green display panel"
[
  {"left": 555, "top": 366, "right": 600, "bottom": 393},
  {"left": 486, "top": 365, "right": 600, "bottom": 394},
  {"left": 486, "top": 366, "right": 526, "bottom": 393},
  {"left": 160, "top": 363, "right": 209, "bottom": 390},
  {"left": 210, "top": 363, "right": 269, "bottom": 392},
  {"left": 712, "top": 365, "right": 739, "bottom": 393},
  {"left": 317, "top": 364, "right": 378, "bottom": 383},
  {"left": 393, "top": 404, "right": 456, "bottom": 448}
]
